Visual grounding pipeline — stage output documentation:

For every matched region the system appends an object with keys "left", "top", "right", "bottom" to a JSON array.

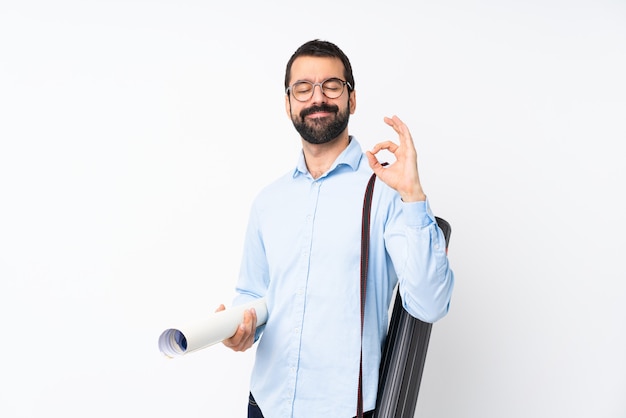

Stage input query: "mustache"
[{"left": 300, "top": 103, "right": 339, "bottom": 118}]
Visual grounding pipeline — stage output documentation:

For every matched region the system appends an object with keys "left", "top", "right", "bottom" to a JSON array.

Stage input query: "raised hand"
[{"left": 365, "top": 115, "right": 426, "bottom": 202}]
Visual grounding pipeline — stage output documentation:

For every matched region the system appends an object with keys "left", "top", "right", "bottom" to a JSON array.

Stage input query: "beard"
[{"left": 291, "top": 102, "right": 350, "bottom": 145}]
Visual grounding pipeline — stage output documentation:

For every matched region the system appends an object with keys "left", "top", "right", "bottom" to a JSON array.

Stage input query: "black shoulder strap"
[{"left": 357, "top": 172, "right": 377, "bottom": 418}]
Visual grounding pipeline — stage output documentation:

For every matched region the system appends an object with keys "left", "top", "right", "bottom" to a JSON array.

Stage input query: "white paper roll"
[{"left": 158, "top": 298, "right": 268, "bottom": 358}]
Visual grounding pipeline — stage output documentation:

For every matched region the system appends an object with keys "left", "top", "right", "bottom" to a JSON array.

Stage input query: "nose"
[{"left": 310, "top": 83, "right": 326, "bottom": 102}]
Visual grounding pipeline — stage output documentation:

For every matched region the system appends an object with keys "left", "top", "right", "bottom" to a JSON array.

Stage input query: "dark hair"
[{"left": 284, "top": 39, "right": 355, "bottom": 92}]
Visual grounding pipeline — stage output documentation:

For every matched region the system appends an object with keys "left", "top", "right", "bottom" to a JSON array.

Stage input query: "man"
[{"left": 218, "top": 39, "right": 454, "bottom": 418}]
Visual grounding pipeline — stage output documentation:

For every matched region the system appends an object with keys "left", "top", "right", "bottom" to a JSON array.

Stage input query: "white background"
[{"left": 1, "top": 1, "right": 625, "bottom": 417}]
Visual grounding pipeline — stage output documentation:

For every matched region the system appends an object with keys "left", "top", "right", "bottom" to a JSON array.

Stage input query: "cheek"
[{"left": 289, "top": 103, "right": 305, "bottom": 119}]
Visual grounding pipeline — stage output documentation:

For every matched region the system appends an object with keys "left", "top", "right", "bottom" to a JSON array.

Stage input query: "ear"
[
  {"left": 285, "top": 94, "right": 292, "bottom": 118},
  {"left": 349, "top": 89, "right": 356, "bottom": 114}
]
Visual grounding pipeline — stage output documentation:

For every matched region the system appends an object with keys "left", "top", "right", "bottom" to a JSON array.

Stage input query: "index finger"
[{"left": 384, "top": 115, "right": 415, "bottom": 146}]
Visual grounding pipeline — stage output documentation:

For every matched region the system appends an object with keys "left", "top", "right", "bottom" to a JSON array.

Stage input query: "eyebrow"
[{"left": 292, "top": 76, "right": 342, "bottom": 84}]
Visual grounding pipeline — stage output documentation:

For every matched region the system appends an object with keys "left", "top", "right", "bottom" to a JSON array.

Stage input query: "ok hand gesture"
[{"left": 365, "top": 115, "right": 426, "bottom": 202}]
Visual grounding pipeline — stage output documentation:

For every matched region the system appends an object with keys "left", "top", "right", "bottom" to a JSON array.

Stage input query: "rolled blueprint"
[{"left": 158, "top": 298, "right": 267, "bottom": 358}]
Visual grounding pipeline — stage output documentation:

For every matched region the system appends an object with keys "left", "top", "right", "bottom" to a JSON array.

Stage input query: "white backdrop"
[{"left": 1, "top": 1, "right": 625, "bottom": 417}]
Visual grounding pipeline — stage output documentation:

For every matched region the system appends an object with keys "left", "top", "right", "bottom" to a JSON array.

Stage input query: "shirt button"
[{"left": 294, "top": 328, "right": 299, "bottom": 333}]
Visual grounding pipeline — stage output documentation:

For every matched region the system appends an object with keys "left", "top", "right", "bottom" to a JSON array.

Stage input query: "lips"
[
  {"left": 307, "top": 111, "right": 331, "bottom": 118},
  {"left": 300, "top": 104, "right": 339, "bottom": 119}
]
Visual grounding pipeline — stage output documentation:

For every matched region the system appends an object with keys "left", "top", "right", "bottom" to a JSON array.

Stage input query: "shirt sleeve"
[
  {"left": 384, "top": 198, "right": 455, "bottom": 323},
  {"left": 233, "top": 202, "right": 269, "bottom": 340}
]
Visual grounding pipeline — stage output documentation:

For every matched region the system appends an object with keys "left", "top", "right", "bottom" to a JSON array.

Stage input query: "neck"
[{"left": 302, "top": 133, "right": 350, "bottom": 179}]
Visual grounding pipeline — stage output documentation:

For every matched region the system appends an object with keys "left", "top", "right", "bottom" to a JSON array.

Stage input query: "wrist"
[{"left": 400, "top": 188, "right": 426, "bottom": 202}]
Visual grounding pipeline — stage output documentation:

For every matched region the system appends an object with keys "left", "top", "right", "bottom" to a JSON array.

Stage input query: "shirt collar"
[{"left": 293, "top": 136, "right": 363, "bottom": 179}]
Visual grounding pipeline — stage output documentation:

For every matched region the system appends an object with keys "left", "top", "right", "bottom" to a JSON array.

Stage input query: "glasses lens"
[
  {"left": 292, "top": 82, "right": 313, "bottom": 101},
  {"left": 321, "top": 79, "right": 345, "bottom": 99}
]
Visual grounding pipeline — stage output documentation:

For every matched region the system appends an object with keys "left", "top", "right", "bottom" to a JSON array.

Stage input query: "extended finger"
[
  {"left": 384, "top": 115, "right": 404, "bottom": 133},
  {"left": 384, "top": 115, "right": 414, "bottom": 144}
]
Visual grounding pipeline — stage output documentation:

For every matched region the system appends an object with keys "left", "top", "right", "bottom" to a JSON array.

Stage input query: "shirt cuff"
[{"left": 401, "top": 198, "right": 435, "bottom": 227}]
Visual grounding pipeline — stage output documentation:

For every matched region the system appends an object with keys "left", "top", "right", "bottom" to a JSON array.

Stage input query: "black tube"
[{"left": 374, "top": 217, "right": 451, "bottom": 417}]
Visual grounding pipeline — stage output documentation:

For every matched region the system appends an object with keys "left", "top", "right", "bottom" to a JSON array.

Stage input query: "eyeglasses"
[{"left": 286, "top": 78, "right": 352, "bottom": 102}]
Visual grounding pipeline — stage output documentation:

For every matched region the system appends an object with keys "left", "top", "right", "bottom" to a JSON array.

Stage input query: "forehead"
[{"left": 289, "top": 56, "right": 345, "bottom": 83}]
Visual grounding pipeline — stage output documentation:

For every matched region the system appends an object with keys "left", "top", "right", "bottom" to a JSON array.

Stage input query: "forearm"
[{"left": 387, "top": 202, "right": 455, "bottom": 322}]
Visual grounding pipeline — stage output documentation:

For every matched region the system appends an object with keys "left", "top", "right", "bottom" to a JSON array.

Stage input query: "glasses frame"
[{"left": 286, "top": 78, "right": 352, "bottom": 102}]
